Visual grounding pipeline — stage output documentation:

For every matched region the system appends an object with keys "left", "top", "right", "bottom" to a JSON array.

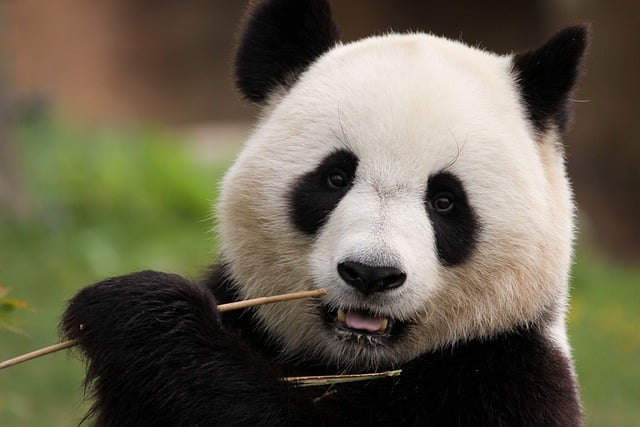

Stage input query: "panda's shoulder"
[
  {"left": 398, "top": 325, "right": 581, "bottom": 424},
  {"left": 202, "top": 263, "right": 239, "bottom": 305},
  {"left": 202, "top": 264, "right": 283, "bottom": 362}
]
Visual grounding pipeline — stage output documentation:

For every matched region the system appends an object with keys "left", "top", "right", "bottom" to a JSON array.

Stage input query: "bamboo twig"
[
  {"left": 216, "top": 289, "right": 326, "bottom": 313},
  {"left": 0, "top": 288, "right": 327, "bottom": 371},
  {"left": 0, "top": 340, "right": 78, "bottom": 370},
  {"left": 284, "top": 369, "right": 402, "bottom": 387}
]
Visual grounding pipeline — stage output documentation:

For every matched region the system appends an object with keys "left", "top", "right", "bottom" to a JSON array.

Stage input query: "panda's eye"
[
  {"left": 326, "top": 169, "right": 349, "bottom": 189},
  {"left": 432, "top": 192, "right": 454, "bottom": 213}
]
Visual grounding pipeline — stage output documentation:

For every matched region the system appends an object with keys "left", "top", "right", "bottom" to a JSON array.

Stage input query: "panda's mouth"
[
  {"left": 322, "top": 305, "right": 403, "bottom": 338},
  {"left": 337, "top": 308, "right": 391, "bottom": 334}
]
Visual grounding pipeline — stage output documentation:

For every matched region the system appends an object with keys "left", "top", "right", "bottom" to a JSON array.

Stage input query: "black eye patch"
[
  {"left": 425, "top": 172, "right": 480, "bottom": 266},
  {"left": 289, "top": 150, "right": 359, "bottom": 235}
]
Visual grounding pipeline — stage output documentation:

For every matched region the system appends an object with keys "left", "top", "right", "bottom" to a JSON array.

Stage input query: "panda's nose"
[{"left": 337, "top": 261, "right": 406, "bottom": 294}]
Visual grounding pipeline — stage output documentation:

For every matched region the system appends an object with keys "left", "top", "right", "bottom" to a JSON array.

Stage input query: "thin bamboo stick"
[
  {"left": 217, "top": 289, "right": 327, "bottom": 313},
  {"left": 284, "top": 369, "right": 402, "bottom": 387},
  {"left": 0, "top": 340, "right": 78, "bottom": 370}
]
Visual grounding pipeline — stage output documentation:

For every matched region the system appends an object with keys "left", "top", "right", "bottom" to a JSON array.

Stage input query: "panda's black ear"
[
  {"left": 511, "top": 25, "right": 589, "bottom": 133},
  {"left": 234, "top": 0, "right": 340, "bottom": 104}
]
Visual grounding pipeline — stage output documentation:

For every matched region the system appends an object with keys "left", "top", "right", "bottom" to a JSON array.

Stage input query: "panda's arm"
[{"left": 61, "top": 271, "right": 323, "bottom": 427}]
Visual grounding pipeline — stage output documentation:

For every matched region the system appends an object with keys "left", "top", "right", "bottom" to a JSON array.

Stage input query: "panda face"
[
  {"left": 217, "top": 30, "right": 580, "bottom": 369},
  {"left": 221, "top": 0, "right": 586, "bottom": 367}
]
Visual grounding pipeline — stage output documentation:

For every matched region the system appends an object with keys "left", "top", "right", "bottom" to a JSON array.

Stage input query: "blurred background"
[{"left": 0, "top": 1, "right": 638, "bottom": 426}]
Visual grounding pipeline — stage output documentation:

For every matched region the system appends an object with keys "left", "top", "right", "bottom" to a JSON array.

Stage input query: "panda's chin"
[{"left": 321, "top": 305, "right": 406, "bottom": 342}]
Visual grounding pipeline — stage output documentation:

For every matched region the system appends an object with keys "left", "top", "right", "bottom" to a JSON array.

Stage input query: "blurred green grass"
[
  {"left": 1, "top": 119, "right": 639, "bottom": 426},
  {"left": 0, "top": 119, "right": 228, "bottom": 426},
  {"left": 570, "top": 246, "right": 640, "bottom": 426}
]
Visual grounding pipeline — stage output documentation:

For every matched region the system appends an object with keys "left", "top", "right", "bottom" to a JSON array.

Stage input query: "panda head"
[{"left": 218, "top": 0, "right": 588, "bottom": 369}]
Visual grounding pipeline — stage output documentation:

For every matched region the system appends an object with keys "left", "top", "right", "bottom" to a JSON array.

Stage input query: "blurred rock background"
[{"left": 2, "top": 0, "right": 638, "bottom": 261}]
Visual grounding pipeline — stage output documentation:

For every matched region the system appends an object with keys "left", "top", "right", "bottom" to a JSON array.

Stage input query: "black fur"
[
  {"left": 290, "top": 149, "right": 359, "bottom": 235},
  {"left": 62, "top": 267, "right": 582, "bottom": 426},
  {"left": 425, "top": 171, "right": 480, "bottom": 266},
  {"left": 511, "top": 25, "right": 589, "bottom": 133},
  {"left": 235, "top": 0, "right": 339, "bottom": 103}
]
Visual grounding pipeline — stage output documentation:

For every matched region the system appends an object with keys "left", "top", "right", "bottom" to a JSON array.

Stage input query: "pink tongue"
[{"left": 345, "top": 311, "right": 384, "bottom": 332}]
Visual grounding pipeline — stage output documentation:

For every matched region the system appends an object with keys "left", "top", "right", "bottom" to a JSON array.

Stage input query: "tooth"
[
  {"left": 378, "top": 318, "right": 389, "bottom": 333},
  {"left": 337, "top": 309, "right": 346, "bottom": 324}
]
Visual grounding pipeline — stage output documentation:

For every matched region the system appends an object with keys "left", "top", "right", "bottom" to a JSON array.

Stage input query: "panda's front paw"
[{"left": 61, "top": 270, "right": 221, "bottom": 361}]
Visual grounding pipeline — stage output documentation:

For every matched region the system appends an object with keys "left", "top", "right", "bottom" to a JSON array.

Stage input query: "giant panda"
[{"left": 61, "top": 0, "right": 588, "bottom": 425}]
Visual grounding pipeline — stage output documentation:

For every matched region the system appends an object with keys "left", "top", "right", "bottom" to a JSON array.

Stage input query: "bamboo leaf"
[{"left": 0, "top": 286, "right": 30, "bottom": 335}]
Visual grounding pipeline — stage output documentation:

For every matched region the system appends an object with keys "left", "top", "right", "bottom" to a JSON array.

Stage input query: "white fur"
[{"left": 217, "top": 33, "right": 575, "bottom": 368}]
